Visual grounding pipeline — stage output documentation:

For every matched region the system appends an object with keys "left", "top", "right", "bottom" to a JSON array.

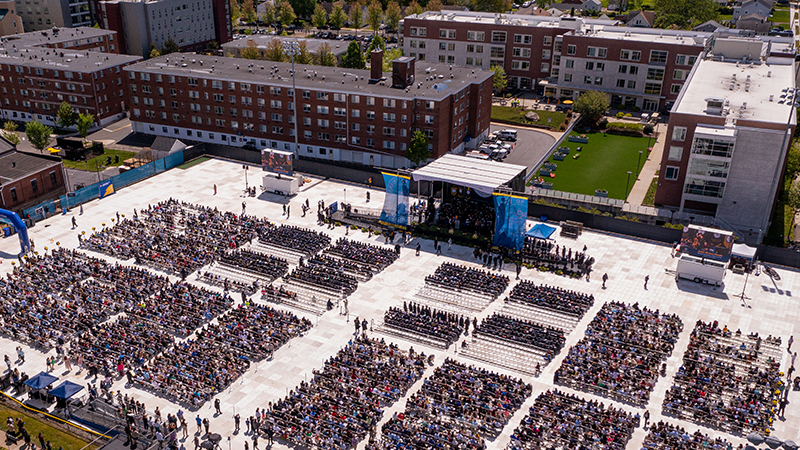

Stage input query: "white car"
[{"left": 522, "top": 1, "right": 532, "bottom": 7}]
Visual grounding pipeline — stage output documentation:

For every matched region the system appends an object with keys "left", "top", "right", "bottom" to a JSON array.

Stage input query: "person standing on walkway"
[
  {"left": 789, "top": 335, "right": 794, "bottom": 351},
  {"left": 16, "top": 347, "right": 24, "bottom": 364},
  {"left": 447, "top": 238, "right": 452, "bottom": 251},
  {"left": 195, "top": 415, "right": 202, "bottom": 434},
  {"left": 213, "top": 184, "right": 217, "bottom": 195},
  {"left": 644, "top": 275, "right": 649, "bottom": 290},
  {"left": 72, "top": 217, "right": 77, "bottom": 229},
  {"left": 214, "top": 399, "right": 221, "bottom": 415},
  {"left": 234, "top": 414, "right": 240, "bottom": 432},
  {"left": 4, "top": 355, "right": 10, "bottom": 372},
  {"left": 643, "top": 410, "right": 650, "bottom": 427},
  {"left": 202, "top": 418, "right": 209, "bottom": 435},
  {"left": 602, "top": 273, "right": 608, "bottom": 289}
]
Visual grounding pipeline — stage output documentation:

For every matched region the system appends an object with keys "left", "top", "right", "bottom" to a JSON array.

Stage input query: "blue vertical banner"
[
  {"left": 493, "top": 192, "right": 528, "bottom": 250},
  {"left": 380, "top": 172, "right": 410, "bottom": 228},
  {"left": 98, "top": 180, "right": 115, "bottom": 199}
]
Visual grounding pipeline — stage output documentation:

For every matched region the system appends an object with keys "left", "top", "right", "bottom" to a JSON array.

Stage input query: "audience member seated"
[
  {"left": 437, "top": 197, "right": 494, "bottom": 234},
  {"left": 662, "top": 320, "right": 783, "bottom": 434},
  {"left": 508, "top": 389, "right": 635, "bottom": 450},
  {"left": 555, "top": 301, "right": 683, "bottom": 405},
  {"left": 196, "top": 303, "right": 312, "bottom": 360},
  {"left": 520, "top": 239, "right": 594, "bottom": 277},
  {"left": 373, "top": 358, "right": 531, "bottom": 450},
  {"left": 474, "top": 313, "right": 565, "bottom": 359},
  {"left": 218, "top": 249, "right": 289, "bottom": 281},
  {"left": 383, "top": 302, "right": 468, "bottom": 346},
  {"left": 258, "top": 225, "right": 331, "bottom": 256},
  {"left": 506, "top": 281, "right": 594, "bottom": 318},
  {"left": 263, "top": 337, "right": 427, "bottom": 449},
  {"left": 284, "top": 264, "right": 359, "bottom": 297},
  {"left": 307, "top": 254, "right": 373, "bottom": 281},
  {"left": 324, "top": 238, "right": 399, "bottom": 273},
  {"left": 425, "top": 262, "right": 509, "bottom": 299},
  {"left": 642, "top": 421, "right": 741, "bottom": 450}
]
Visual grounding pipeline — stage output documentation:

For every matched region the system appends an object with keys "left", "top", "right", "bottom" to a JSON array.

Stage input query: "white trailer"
[
  {"left": 262, "top": 172, "right": 299, "bottom": 196},
  {"left": 675, "top": 254, "right": 726, "bottom": 286}
]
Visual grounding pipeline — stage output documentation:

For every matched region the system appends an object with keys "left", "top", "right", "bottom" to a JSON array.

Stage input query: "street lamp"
[
  {"left": 637, "top": 150, "right": 644, "bottom": 178},
  {"left": 625, "top": 171, "right": 633, "bottom": 198},
  {"left": 759, "top": 87, "right": 798, "bottom": 243},
  {"left": 344, "top": 188, "right": 347, "bottom": 203},
  {"left": 243, "top": 165, "right": 249, "bottom": 191},
  {"left": 282, "top": 41, "right": 301, "bottom": 156}
]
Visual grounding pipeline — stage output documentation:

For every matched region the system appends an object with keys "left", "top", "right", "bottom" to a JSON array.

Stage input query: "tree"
[
  {"left": 295, "top": 41, "right": 313, "bottom": 64},
  {"left": 469, "top": 0, "right": 510, "bottom": 12},
  {"left": 56, "top": 102, "right": 77, "bottom": 129},
  {"left": 406, "top": 0, "right": 423, "bottom": 15},
  {"left": 278, "top": 1, "right": 297, "bottom": 28},
  {"left": 787, "top": 142, "right": 800, "bottom": 180},
  {"left": 242, "top": 0, "right": 257, "bottom": 23},
  {"left": 788, "top": 180, "right": 800, "bottom": 223},
  {"left": 207, "top": 41, "right": 221, "bottom": 50},
  {"left": 573, "top": 90, "right": 610, "bottom": 126},
  {"left": 367, "top": 0, "right": 383, "bottom": 33},
  {"left": 329, "top": 2, "right": 347, "bottom": 31},
  {"left": 382, "top": 47, "right": 402, "bottom": 71},
  {"left": 349, "top": 0, "right": 365, "bottom": 35},
  {"left": 260, "top": 3, "right": 277, "bottom": 27},
  {"left": 407, "top": 131, "right": 431, "bottom": 166},
  {"left": 25, "top": 121, "right": 53, "bottom": 152},
  {"left": 161, "top": 38, "right": 180, "bottom": 55},
  {"left": 367, "top": 34, "right": 385, "bottom": 52},
  {"left": 240, "top": 40, "right": 262, "bottom": 59},
  {"left": 148, "top": 43, "right": 161, "bottom": 59},
  {"left": 288, "top": 0, "right": 316, "bottom": 19},
  {"left": 317, "top": 42, "right": 336, "bottom": 66},
  {"left": 312, "top": 4, "right": 328, "bottom": 29},
  {"left": 76, "top": 113, "right": 94, "bottom": 140},
  {"left": 230, "top": 0, "right": 242, "bottom": 23},
  {"left": 385, "top": 1, "right": 401, "bottom": 31},
  {"left": 2, "top": 121, "right": 20, "bottom": 146},
  {"left": 264, "top": 39, "right": 286, "bottom": 61},
  {"left": 490, "top": 65, "right": 507, "bottom": 93},
  {"left": 535, "top": 0, "right": 548, "bottom": 8},
  {"left": 653, "top": 0, "right": 720, "bottom": 29},
  {"left": 426, "top": 0, "right": 443, "bottom": 11},
  {"left": 342, "top": 41, "right": 365, "bottom": 68}
]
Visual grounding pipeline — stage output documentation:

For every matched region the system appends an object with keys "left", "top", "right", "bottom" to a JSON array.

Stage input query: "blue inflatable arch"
[{"left": 0, "top": 209, "right": 31, "bottom": 254}]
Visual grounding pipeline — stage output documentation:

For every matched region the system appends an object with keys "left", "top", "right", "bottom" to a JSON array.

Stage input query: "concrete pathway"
[{"left": 626, "top": 121, "right": 666, "bottom": 205}]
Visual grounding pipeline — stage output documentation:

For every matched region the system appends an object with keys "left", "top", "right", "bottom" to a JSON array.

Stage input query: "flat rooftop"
[
  {"left": 0, "top": 45, "right": 141, "bottom": 72},
  {"left": 124, "top": 53, "right": 493, "bottom": 101},
  {"left": 568, "top": 27, "right": 709, "bottom": 46},
  {"left": 673, "top": 55, "right": 796, "bottom": 125},
  {"left": 222, "top": 36, "right": 349, "bottom": 56},
  {"left": 0, "top": 26, "right": 116, "bottom": 49},
  {"left": 403, "top": 10, "right": 617, "bottom": 28},
  {"left": 0, "top": 151, "right": 61, "bottom": 184}
]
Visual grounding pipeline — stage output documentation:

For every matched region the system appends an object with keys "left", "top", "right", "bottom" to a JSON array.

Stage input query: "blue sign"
[
  {"left": 98, "top": 180, "right": 115, "bottom": 199},
  {"left": 380, "top": 172, "right": 410, "bottom": 228},
  {"left": 493, "top": 193, "right": 528, "bottom": 250}
]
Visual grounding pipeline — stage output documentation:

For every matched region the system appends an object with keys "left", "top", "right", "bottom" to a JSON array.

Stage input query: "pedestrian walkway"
[{"left": 626, "top": 121, "right": 666, "bottom": 205}]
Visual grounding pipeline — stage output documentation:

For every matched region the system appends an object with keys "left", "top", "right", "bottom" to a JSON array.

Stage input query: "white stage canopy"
[{"left": 411, "top": 154, "right": 528, "bottom": 195}]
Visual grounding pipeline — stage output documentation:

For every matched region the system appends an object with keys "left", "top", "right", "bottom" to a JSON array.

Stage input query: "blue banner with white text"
[
  {"left": 493, "top": 193, "right": 528, "bottom": 250},
  {"left": 380, "top": 172, "right": 410, "bottom": 228}
]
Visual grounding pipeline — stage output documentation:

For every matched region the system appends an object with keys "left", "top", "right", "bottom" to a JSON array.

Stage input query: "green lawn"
[
  {"left": 0, "top": 400, "right": 98, "bottom": 450},
  {"left": 536, "top": 131, "right": 652, "bottom": 199},
  {"left": 772, "top": 9, "right": 791, "bottom": 23},
  {"left": 491, "top": 106, "right": 567, "bottom": 130},
  {"left": 178, "top": 156, "right": 210, "bottom": 169},
  {"left": 764, "top": 172, "right": 794, "bottom": 247},
  {"left": 61, "top": 148, "right": 137, "bottom": 171},
  {"left": 642, "top": 177, "right": 658, "bottom": 206}
]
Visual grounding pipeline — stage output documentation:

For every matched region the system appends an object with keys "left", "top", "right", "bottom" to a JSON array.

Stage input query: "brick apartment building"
[
  {"left": 0, "top": 27, "right": 141, "bottom": 127},
  {"left": 399, "top": 12, "right": 612, "bottom": 91},
  {"left": 654, "top": 37, "right": 796, "bottom": 241},
  {"left": 548, "top": 28, "right": 708, "bottom": 112},
  {"left": 0, "top": 148, "right": 66, "bottom": 213},
  {"left": 123, "top": 51, "right": 493, "bottom": 168},
  {"left": 96, "top": 0, "right": 232, "bottom": 57}
]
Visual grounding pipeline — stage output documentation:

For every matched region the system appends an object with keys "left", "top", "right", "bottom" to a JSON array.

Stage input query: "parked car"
[{"left": 497, "top": 129, "right": 518, "bottom": 141}]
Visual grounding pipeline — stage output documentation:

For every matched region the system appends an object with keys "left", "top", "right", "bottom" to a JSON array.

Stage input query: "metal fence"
[{"left": 23, "top": 152, "right": 185, "bottom": 222}]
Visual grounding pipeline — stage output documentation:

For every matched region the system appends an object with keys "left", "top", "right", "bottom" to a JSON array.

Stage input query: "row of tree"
[{"left": 1, "top": 102, "right": 95, "bottom": 151}]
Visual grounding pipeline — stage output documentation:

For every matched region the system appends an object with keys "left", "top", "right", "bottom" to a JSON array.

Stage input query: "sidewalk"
[{"left": 626, "top": 121, "right": 666, "bottom": 205}]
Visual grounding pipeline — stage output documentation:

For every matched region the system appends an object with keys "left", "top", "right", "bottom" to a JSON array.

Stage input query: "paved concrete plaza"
[{"left": 0, "top": 157, "right": 798, "bottom": 450}]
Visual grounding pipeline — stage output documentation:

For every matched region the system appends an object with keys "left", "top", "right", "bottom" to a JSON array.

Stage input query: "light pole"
[
  {"left": 243, "top": 165, "right": 249, "bottom": 191},
  {"left": 759, "top": 87, "right": 798, "bottom": 243},
  {"left": 282, "top": 41, "right": 301, "bottom": 156},
  {"left": 625, "top": 170, "right": 632, "bottom": 198},
  {"left": 637, "top": 150, "right": 644, "bottom": 178},
  {"left": 344, "top": 188, "right": 347, "bottom": 204}
]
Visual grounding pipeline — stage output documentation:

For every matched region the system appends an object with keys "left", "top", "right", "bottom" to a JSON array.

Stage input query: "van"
[{"left": 497, "top": 130, "right": 518, "bottom": 141}]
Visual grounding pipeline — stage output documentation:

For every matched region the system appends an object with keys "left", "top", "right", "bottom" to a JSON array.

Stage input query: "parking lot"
[{"left": 484, "top": 125, "right": 556, "bottom": 173}]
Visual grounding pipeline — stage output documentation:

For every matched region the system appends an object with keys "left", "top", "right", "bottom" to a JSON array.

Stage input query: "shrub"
[
  {"left": 643, "top": 124, "right": 654, "bottom": 135},
  {"left": 616, "top": 112, "right": 625, "bottom": 118},
  {"left": 598, "top": 118, "right": 608, "bottom": 129},
  {"left": 663, "top": 222, "right": 685, "bottom": 230},
  {"left": 559, "top": 123, "right": 567, "bottom": 131},
  {"left": 607, "top": 122, "right": 643, "bottom": 131},
  {"left": 624, "top": 113, "right": 632, "bottom": 117}
]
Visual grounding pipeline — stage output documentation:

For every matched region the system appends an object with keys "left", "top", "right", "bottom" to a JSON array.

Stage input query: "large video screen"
[
  {"left": 261, "top": 149, "right": 293, "bottom": 176},
  {"left": 680, "top": 225, "right": 733, "bottom": 262}
]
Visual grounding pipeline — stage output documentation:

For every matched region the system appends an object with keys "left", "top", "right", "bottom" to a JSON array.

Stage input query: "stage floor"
[{"left": 1, "top": 157, "right": 798, "bottom": 450}]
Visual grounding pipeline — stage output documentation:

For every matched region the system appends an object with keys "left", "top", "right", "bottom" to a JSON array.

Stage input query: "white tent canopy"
[
  {"left": 411, "top": 154, "right": 527, "bottom": 195},
  {"left": 732, "top": 243, "right": 757, "bottom": 261}
]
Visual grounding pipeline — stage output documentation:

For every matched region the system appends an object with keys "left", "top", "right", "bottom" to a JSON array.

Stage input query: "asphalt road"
[
  {"left": 489, "top": 124, "right": 556, "bottom": 173},
  {"left": 14, "top": 118, "right": 133, "bottom": 154}
]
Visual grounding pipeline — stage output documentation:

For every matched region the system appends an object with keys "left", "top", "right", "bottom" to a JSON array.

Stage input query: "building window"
[
  {"left": 668, "top": 146, "right": 683, "bottom": 161},
  {"left": 467, "top": 31, "right": 485, "bottom": 41},
  {"left": 30, "top": 179, "right": 38, "bottom": 194},
  {"left": 491, "top": 31, "right": 506, "bottom": 42},
  {"left": 673, "top": 69, "right": 687, "bottom": 81},
  {"left": 10, "top": 188, "right": 17, "bottom": 202},
  {"left": 439, "top": 28, "right": 456, "bottom": 39},
  {"left": 616, "top": 79, "right": 625, "bottom": 88},
  {"left": 672, "top": 126, "right": 687, "bottom": 142},
  {"left": 587, "top": 47, "right": 607, "bottom": 58},
  {"left": 644, "top": 82, "right": 661, "bottom": 94},
  {"left": 646, "top": 68, "right": 665, "bottom": 81},
  {"left": 664, "top": 166, "right": 679, "bottom": 180},
  {"left": 649, "top": 50, "right": 668, "bottom": 64},
  {"left": 566, "top": 44, "right": 576, "bottom": 55},
  {"left": 620, "top": 49, "right": 641, "bottom": 61},
  {"left": 675, "top": 54, "right": 697, "bottom": 66},
  {"left": 670, "top": 84, "right": 682, "bottom": 94}
]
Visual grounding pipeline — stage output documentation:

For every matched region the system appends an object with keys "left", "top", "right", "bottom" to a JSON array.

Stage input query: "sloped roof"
[{"left": 411, "top": 154, "right": 527, "bottom": 195}]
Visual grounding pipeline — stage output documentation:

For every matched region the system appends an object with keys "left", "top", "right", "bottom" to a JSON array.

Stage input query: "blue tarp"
[
  {"left": 24, "top": 372, "right": 59, "bottom": 390},
  {"left": 526, "top": 223, "right": 557, "bottom": 240},
  {"left": 48, "top": 381, "right": 84, "bottom": 399}
]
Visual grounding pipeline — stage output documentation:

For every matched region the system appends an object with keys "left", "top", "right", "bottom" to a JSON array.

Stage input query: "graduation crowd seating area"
[
  {"left": 555, "top": 301, "right": 683, "bottom": 406},
  {"left": 372, "top": 358, "right": 532, "bottom": 450},
  {"left": 263, "top": 337, "right": 427, "bottom": 449},
  {"left": 381, "top": 302, "right": 471, "bottom": 348},
  {"left": 641, "top": 421, "right": 740, "bottom": 450},
  {"left": 324, "top": 238, "right": 399, "bottom": 273},
  {"left": 508, "top": 389, "right": 636, "bottom": 450},
  {"left": 520, "top": 239, "right": 595, "bottom": 277},
  {"left": 257, "top": 224, "right": 331, "bottom": 257},
  {"left": 663, "top": 320, "right": 784, "bottom": 434}
]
